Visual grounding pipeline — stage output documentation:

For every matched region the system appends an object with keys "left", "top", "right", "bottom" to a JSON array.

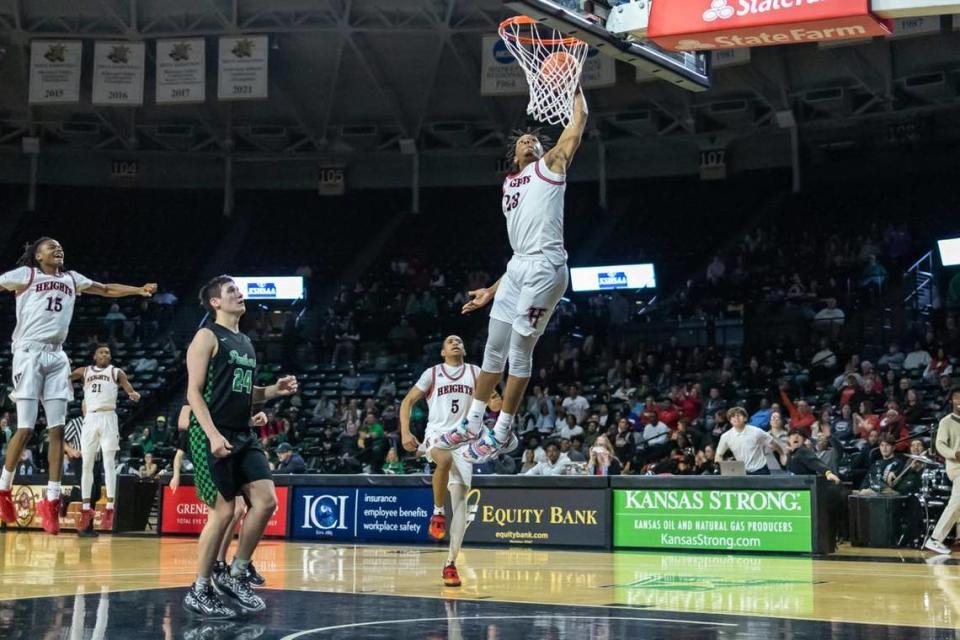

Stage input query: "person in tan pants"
[{"left": 925, "top": 387, "right": 960, "bottom": 555}]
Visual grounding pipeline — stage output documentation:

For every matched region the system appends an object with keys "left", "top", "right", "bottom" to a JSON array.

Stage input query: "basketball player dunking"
[
  {"left": 69, "top": 344, "right": 141, "bottom": 533},
  {"left": 436, "top": 88, "right": 588, "bottom": 461},
  {"left": 182, "top": 275, "right": 297, "bottom": 619},
  {"left": 400, "top": 335, "right": 479, "bottom": 587},
  {"left": 0, "top": 237, "right": 156, "bottom": 534}
]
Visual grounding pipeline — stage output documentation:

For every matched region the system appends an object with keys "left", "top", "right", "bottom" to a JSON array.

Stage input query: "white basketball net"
[{"left": 499, "top": 18, "right": 588, "bottom": 127}]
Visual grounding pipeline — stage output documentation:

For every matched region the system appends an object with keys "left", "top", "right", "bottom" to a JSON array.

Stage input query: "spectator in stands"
[
  {"left": 779, "top": 383, "right": 816, "bottom": 437},
  {"left": 854, "top": 400, "right": 880, "bottom": 439},
  {"left": 562, "top": 384, "right": 590, "bottom": 425},
  {"left": 612, "top": 377, "right": 636, "bottom": 401},
  {"left": 695, "top": 444, "right": 719, "bottom": 475},
  {"left": 523, "top": 441, "right": 574, "bottom": 476},
  {"left": 587, "top": 434, "right": 620, "bottom": 476},
  {"left": 612, "top": 418, "right": 638, "bottom": 467},
  {"left": 813, "top": 298, "right": 845, "bottom": 337},
  {"left": 703, "top": 387, "right": 727, "bottom": 432},
  {"left": 784, "top": 430, "right": 841, "bottom": 483},
  {"left": 924, "top": 347, "right": 953, "bottom": 383},
  {"left": 560, "top": 437, "right": 586, "bottom": 462},
  {"left": 833, "top": 403, "right": 855, "bottom": 442},
  {"left": 274, "top": 443, "right": 307, "bottom": 474},
  {"left": 133, "top": 427, "right": 154, "bottom": 455},
  {"left": 879, "top": 409, "right": 909, "bottom": 451},
  {"left": 903, "top": 341, "right": 932, "bottom": 373},
  {"left": 357, "top": 423, "right": 389, "bottom": 473},
  {"left": 861, "top": 254, "right": 887, "bottom": 289},
  {"left": 811, "top": 338, "right": 838, "bottom": 374},
  {"left": 716, "top": 407, "right": 784, "bottom": 476},
  {"left": 559, "top": 414, "right": 584, "bottom": 439},
  {"left": 103, "top": 303, "right": 127, "bottom": 339},
  {"left": 138, "top": 453, "right": 159, "bottom": 479},
  {"left": 377, "top": 374, "right": 397, "bottom": 399},
  {"left": 152, "top": 416, "right": 173, "bottom": 447},
  {"left": 902, "top": 389, "right": 925, "bottom": 425},
  {"left": 855, "top": 435, "right": 902, "bottom": 495},
  {"left": 878, "top": 342, "right": 906, "bottom": 370},
  {"left": 331, "top": 316, "right": 360, "bottom": 366}
]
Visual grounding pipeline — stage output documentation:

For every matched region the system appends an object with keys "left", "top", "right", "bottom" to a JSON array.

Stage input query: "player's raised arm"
[
  {"left": 400, "top": 385, "right": 425, "bottom": 452},
  {"left": 544, "top": 88, "right": 588, "bottom": 174},
  {"left": 0, "top": 266, "right": 31, "bottom": 293},
  {"left": 461, "top": 276, "right": 503, "bottom": 315},
  {"left": 84, "top": 281, "right": 157, "bottom": 298},
  {"left": 117, "top": 369, "right": 141, "bottom": 403},
  {"left": 186, "top": 328, "right": 231, "bottom": 457}
]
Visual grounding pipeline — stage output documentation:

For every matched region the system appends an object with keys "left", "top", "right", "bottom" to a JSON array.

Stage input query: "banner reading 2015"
[{"left": 614, "top": 489, "right": 813, "bottom": 552}]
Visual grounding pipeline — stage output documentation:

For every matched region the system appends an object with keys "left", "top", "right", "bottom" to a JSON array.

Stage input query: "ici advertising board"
[
  {"left": 292, "top": 487, "right": 433, "bottom": 542},
  {"left": 614, "top": 488, "right": 813, "bottom": 553}
]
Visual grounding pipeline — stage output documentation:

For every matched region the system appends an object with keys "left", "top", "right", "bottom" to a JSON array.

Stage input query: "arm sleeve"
[
  {"left": 523, "top": 463, "right": 543, "bottom": 476},
  {"left": 779, "top": 389, "right": 799, "bottom": 419},
  {"left": 715, "top": 433, "right": 729, "bottom": 458},
  {"left": 936, "top": 419, "right": 956, "bottom": 461},
  {"left": 414, "top": 367, "right": 433, "bottom": 393},
  {"left": 0, "top": 266, "right": 31, "bottom": 290},
  {"left": 70, "top": 271, "right": 94, "bottom": 293},
  {"left": 799, "top": 448, "right": 830, "bottom": 475}
]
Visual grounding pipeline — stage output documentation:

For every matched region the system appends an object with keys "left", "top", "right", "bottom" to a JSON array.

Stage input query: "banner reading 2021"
[{"left": 614, "top": 489, "right": 813, "bottom": 553}]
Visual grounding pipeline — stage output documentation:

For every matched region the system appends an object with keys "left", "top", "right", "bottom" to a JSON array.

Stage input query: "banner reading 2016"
[
  {"left": 218, "top": 35, "right": 268, "bottom": 100},
  {"left": 614, "top": 489, "right": 813, "bottom": 552}
]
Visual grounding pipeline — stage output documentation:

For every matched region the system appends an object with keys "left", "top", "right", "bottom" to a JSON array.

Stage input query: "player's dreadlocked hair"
[
  {"left": 16, "top": 237, "right": 56, "bottom": 268},
  {"left": 504, "top": 127, "right": 552, "bottom": 173}
]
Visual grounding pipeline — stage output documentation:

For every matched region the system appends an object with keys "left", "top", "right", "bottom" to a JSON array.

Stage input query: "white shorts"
[
  {"left": 422, "top": 429, "right": 473, "bottom": 488},
  {"left": 10, "top": 348, "right": 73, "bottom": 402},
  {"left": 489, "top": 256, "right": 568, "bottom": 338},
  {"left": 81, "top": 411, "right": 120, "bottom": 454}
]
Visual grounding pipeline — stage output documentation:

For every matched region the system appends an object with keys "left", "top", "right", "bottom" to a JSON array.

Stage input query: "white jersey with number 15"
[{"left": 0, "top": 266, "right": 93, "bottom": 349}]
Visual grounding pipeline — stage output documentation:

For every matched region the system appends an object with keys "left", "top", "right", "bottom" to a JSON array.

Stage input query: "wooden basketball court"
[{"left": 2, "top": 533, "right": 958, "bottom": 638}]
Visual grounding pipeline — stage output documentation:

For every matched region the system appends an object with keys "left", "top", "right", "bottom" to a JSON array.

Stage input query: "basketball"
[{"left": 539, "top": 51, "right": 577, "bottom": 83}]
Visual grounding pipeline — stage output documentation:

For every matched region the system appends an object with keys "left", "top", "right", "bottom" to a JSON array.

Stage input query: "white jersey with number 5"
[
  {"left": 415, "top": 363, "right": 479, "bottom": 437},
  {"left": 502, "top": 157, "right": 567, "bottom": 267},
  {"left": 84, "top": 365, "right": 120, "bottom": 412},
  {"left": 0, "top": 266, "right": 93, "bottom": 349}
]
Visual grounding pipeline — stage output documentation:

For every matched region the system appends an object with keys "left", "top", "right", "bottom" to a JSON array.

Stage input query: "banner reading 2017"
[{"left": 614, "top": 489, "right": 813, "bottom": 552}]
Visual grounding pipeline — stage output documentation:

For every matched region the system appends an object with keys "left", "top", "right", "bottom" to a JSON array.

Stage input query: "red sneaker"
[
  {"left": 101, "top": 507, "right": 114, "bottom": 531},
  {"left": 79, "top": 509, "right": 95, "bottom": 532},
  {"left": 428, "top": 514, "right": 446, "bottom": 541},
  {"left": 442, "top": 563, "right": 461, "bottom": 587},
  {"left": 37, "top": 498, "right": 60, "bottom": 535},
  {"left": 0, "top": 489, "right": 15, "bottom": 524}
]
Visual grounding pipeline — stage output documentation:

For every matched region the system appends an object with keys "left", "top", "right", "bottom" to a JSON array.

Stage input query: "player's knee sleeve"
[
  {"left": 481, "top": 319, "right": 512, "bottom": 373},
  {"left": 41, "top": 399, "right": 67, "bottom": 428},
  {"left": 16, "top": 399, "right": 39, "bottom": 429},
  {"left": 507, "top": 330, "right": 537, "bottom": 378}
]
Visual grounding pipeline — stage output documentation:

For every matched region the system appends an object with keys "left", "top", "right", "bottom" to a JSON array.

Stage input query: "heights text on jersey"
[
  {"left": 502, "top": 158, "right": 568, "bottom": 267},
  {"left": 84, "top": 365, "right": 119, "bottom": 412},
  {"left": 417, "top": 364, "right": 479, "bottom": 432},
  {"left": 0, "top": 266, "right": 93, "bottom": 349}
]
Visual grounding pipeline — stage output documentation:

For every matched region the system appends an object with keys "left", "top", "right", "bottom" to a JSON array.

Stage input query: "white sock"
[
  {"left": 493, "top": 411, "right": 514, "bottom": 441},
  {"left": 0, "top": 467, "right": 13, "bottom": 491},
  {"left": 105, "top": 502, "right": 114, "bottom": 511},
  {"left": 47, "top": 481, "right": 61, "bottom": 501},
  {"left": 433, "top": 505, "right": 445, "bottom": 516},
  {"left": 465, "top": 399, "right": 486, "bottom": 434},
  {"left": 82, "top": 502, "right": 91, "bottom": 510}
]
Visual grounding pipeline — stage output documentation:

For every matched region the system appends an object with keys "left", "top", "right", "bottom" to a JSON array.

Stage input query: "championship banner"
[
  {"left": 156, "top": 39, "right": 206, "bottom": 104},
  {"left": 7, "top": 484, "right": 112, "bottom": 532},
  {"left": 29, "top": 40, "right": 82, "bottom": 104},
  {"left": 613, "top": 489, "right": 813, "bottom": 552},
  {"left": 92, "top": 41, "right": 145, "bottom": 106},
  {"left": 218, "top": 36, "right": 269, "bottom": 100},
  {"left": 481, "top": 35, "right": 615, "bottom": 95},
  {"left": 648, "top": 0, "right": 892, "bottom": 51},
  {"left": 160, "top": 486, "right": 289, "bottom": 537},
  {"left": 463, "top": 487, "right": 609, "bottom": 547}
]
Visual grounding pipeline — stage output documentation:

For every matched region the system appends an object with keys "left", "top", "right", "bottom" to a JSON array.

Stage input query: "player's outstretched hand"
[
  {"left": 402, "top": 433, "right": 420, "bottom": 453},
  {"left": 129, "top": 391, "right": 141, "bottom": 403},
  {"left": 210, "top": 433, "right": 233, "bottom": 458},
  {"left": 461, "top": 288, "right": 494, "bottom": 314},
  {"left": 251, "top": 411, "right": 268, "bottom": 427},
  {"left": 140, "top": 283, "right": 158, "bottom": 297},
  {"left": 276, "top": 375, "right": 298, "bottom": 396}
]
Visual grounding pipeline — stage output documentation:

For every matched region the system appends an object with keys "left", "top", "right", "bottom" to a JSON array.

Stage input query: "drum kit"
[{"left": 904, "top": 452, "right": 951, "bottom": 548}]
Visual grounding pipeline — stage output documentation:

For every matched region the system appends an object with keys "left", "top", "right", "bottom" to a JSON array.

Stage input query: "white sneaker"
[{"left": 924, "top": 538, "right": 952, "bottom": 555}]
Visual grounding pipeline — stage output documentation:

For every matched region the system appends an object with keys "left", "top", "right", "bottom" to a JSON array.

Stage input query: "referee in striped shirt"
[{"left": 65, "top": 412, "right": 103, "bottom": 536}]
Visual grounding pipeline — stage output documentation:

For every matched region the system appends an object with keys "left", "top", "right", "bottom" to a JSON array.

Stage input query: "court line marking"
[{"left": 278, "top": 614, "right": 737, "bottom": 639}]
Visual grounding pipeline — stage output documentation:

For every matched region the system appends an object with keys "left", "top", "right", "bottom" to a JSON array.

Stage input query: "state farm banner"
[
  {"left": 92, "top": 41, "right": 146, "bottom": 106},
  {"left": 649, "top": 0, "right": 892, "bottom": 51},
  {"left": 161, "top": 486, "right": 289, "bottom": 537}
]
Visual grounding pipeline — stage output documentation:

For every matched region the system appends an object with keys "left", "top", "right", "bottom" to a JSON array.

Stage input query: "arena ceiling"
[{"left": 0, "top": 0, "right": 959, "bottom": 163}]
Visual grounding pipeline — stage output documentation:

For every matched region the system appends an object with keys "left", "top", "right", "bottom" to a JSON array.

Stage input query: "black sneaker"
[
  {"left": 182, "top": 621, "right": 238, "bottom": 640},
  {"left": 183, "top": 583, "right": 236, "bottom": 619},
  {"left": 212, "top": 561, "right": 228, "bottom": 581},
  {"left": 244, "top": 562, "right": 266, "bottom": 587},
  {"left": 213, "top": 570, "right": 265, "bottom": 613}
]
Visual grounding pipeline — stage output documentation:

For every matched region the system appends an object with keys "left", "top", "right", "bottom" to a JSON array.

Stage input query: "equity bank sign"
[{"left": 649, "top": 0, "right": 892, "bottom": 51}]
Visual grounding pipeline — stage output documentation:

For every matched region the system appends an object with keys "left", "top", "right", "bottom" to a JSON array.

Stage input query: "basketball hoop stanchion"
[{"left": 499, "top": 15, "right": 588, "bottom": 127}]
